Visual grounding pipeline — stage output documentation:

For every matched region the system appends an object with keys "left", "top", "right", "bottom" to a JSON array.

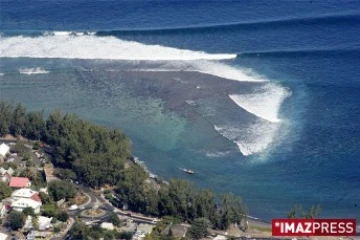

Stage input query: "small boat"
[{"left": 180, "top": 168, "right": 195, "bottom": 174}]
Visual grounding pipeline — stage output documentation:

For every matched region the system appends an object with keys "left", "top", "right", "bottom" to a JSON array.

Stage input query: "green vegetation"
[
  {"left": 189, "top": 218, "right": 210, "bottom": 239},
  {"left": 42, "top": 203, "right": 57, "bottom": 217},
  {"left": 55, "top": 168, "right": 77, "bottom": 182},
  {"left": 109, "top": 212, "right": 121, "bottom": 226},
  {"left": 8, "top": 211, "right": 25, "bottom": 230},
  {"left": 57, "top": 211, "right": 69, "bottom": 222},
  {"left": 22, "top": 207, "right": 35, "bottom": 217},
  {"left": 48, "top": 180, "right": 76, "bottom": 201},
  {"left": 288, "top": 204, "right": 321, "bottom": 219},
  {"left": 0, "top": 101, "right": 249, "bottom": 232},
  {"left": 69, "top": 222, "right": 123, "bottom": 240},
  {"left": 0, "top": 182, "right": 12, "bottom": 200}
]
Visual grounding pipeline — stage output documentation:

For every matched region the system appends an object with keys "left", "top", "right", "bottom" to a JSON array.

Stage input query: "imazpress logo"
[{"left": 272, "top": 219, "right": 356, "bottom": 236}]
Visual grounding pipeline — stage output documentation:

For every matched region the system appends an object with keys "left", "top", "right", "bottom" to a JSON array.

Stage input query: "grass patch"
[{"left": 251, "top": 226, "right": 272, "bottom": 232}]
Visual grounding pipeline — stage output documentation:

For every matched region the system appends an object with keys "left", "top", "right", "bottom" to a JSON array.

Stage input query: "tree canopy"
[
  {"left": 0, "top": 101, "right": 249, "bottom": 232},
  {"left": 8, "top": 211, "right": 25, "bottom": 230},
  {"left": 0, "top": 182, "right": 12, "bottom": 200},
  {"left": 48, "top": 180, "right": 76, "bottom": 201}
]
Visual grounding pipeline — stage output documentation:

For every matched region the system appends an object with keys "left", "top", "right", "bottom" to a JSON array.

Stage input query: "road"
[{"left": 71, "top": 184, "right": 159, "bottom": 225}]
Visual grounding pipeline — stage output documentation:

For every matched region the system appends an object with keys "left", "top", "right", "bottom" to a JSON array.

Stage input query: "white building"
[
  {"left": 12, "top": 188, "right": 40, "bottom": 200},
  {"left": 0, "top": 167, "right": 15, "bottom": 183},
  {"left": 100, "top": 222, "right": 114, "bottom": 231},
  {"left": 24, "top": 216, "right": 53, "bottom": 231},
  {"left": 0, "top": 143, "right": 10, "bottom": 158},
  {"left": 11, "top": 198, "right": 41, "bottom": 214},
  {"left": 0, "top": 232, "right": 8, "bottom": 240},
  {"left": 0, "top": 203, "right": 7, "bottom": 218}
]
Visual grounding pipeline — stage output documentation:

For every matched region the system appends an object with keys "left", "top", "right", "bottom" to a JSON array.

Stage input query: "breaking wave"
[
  {"left": 0, "top": 33, "right": 235, "bottom": 61},
  {"left": 229, "top": 84, "right": 291, "bottom": 123},
  {"left": 19, "top": 67, "right": 49, "bottom": 75},
  {"left": 0, "top": 31, "right": 290, "bottom": 156},
  {"left": 214, "top": 120, "right": 281, "bottom": 156}
]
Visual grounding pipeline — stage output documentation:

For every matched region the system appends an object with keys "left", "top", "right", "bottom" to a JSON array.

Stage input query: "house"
[
  {"left": 100, "top": 222, "right": 114, "bottom": 231},
  {"left": 0, "top": 232, "right": 8, "bottom": 240},
  {"left": 0, "top": 167, "right": 15, "bottom": 183},
  {"left": 12, "top": 188, "right": 41, "bottom": 203},
  {"left": 9, "top": 177, "right": 31, "bottom": 188},
  {"left": 0, "top": 143, "right": 10, "bottom": 158},
  {"left": 0, "top": 203, "right": 7, "bottom": 218},
  {"left": 23, "top": 216, "right": 52, "bottom": 231},
  {"left": 11, "top": 198, "right": 42, "bottom": 214}
]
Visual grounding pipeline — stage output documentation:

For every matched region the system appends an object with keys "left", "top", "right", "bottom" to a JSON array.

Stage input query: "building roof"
[
  {"left": 0, "top": 167, "right": 14, "bottom": 176},
  {"left": 0, "top": 232, "right": 8, "bottom": 240},
  {"left": 12, "top": 188, "right": 39, "bottom": 199},
  {"left": 9, "top": 177, "right": 30, "bottom": 188},
  {"left": 30, "top": 193, "right": 41, "bottom": 202},
  {"left": 24, "top": 216, "right": 52, "bottom": 231},
  {"left": 11, "top": 198, "right": 41, "bottom": 210},
  {"left": 100, "top": 222, "right": 114, "bottom": 231},
  {"left": 0, "top": 143, "right": 10, "bottom": 157}
]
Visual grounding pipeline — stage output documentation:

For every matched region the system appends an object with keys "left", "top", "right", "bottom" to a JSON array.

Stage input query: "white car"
[{"left": 69, "top": 205, "right": 79, "bottom": 211}]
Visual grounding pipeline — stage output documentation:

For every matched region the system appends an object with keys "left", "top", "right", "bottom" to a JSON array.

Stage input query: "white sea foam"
[
  {"left": 0, "top": 34, "right": 235, "bottom": 61},
  {"left": 127, "top": 63, "right": 266, "bottom": 83},
  {"left": 19, "top": 67, "right": 49, "bottom": 75},
  {"left": 229, "top": 84, "right": 291, "bottom": 123},
  {"left": 0, "top": 73, "right": 4, "bottom": 76},
  {"left": 0, "top": 33, "right": 290, "bottom": 156},
  {"left": 215, "top": 120, "right": 281, "bottom": 156},
  {"left": 205, "top": 151, "right": 231, "bottom": 158}
]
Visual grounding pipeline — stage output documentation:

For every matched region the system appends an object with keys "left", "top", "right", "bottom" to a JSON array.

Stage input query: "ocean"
[{"left": 1, "top": 0, "right": 359, "bottom": 221}]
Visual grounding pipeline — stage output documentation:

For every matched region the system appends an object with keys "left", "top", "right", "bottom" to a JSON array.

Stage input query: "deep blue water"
[{"left": 1, "top": 0, "right": 360, "bottom": 221}]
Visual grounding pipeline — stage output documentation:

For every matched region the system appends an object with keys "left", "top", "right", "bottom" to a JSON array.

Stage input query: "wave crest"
[
  {"left": 229, "top": 84, "right": 291, "bottom": 123},
  {"left": 0, "top": 34, "right": 236, "bottom": 61}
]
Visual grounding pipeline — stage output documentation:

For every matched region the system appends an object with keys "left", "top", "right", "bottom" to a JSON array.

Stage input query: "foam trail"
[
  {"left": 0, "top": 34, "right": 236, "bottom": 61},
  {"left": 127, "top": 61, "right": 266, "bottom": 82},
  {"left": 19, "top": 67, "right": 49, "bottom": 75},
  {"left": 215, "top": 121, "right": 280, "bottom": 156},
  {"left": 229, "top": 84, "right": 291, "bottom": 123}
]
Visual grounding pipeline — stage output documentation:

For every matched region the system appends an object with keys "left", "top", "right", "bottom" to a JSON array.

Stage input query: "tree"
[
  {"left": 23, "top": 152, "right": 31, "bottom": 162},
  {"left": 23, "top": 207, "right": 35, "bottom": 216},
  {"left": 57, "top": 211, "right": 69, "bottom": 222},
  {"left": 55, "top": 168, "right": 77, "bottom": 181},
  {"left": 8, "top": 211, "right": 25, "bottom": 230},
  {"left": 0, "top": 182, "right": 12, "bottom": 200},
  {"left": 10, "top": 103, "right": 26, "bottom": 136},
  {"left": 116, "top": 231, "right": 133, "bottom": 240},
  {"left": 288, "top": 205, "right": 321, "bottom": 219},
  {"left": 69, "top": 223, "right": 90, "bottom": 240},
  {"left": 304, "top": 205, "right": 321, "bottom": 219},
  {"left": 13, "top": 140, "right": 26, "bottom": 155},
  {"left": 39, "top": 192, "right": 52, "bottom": 204},
  {"left": 109, "top": 212, "right": 121, "bottom": 226},
  {"left": 48, "top": 180, "right": 76, "bottom": 201},
  {"left": 189, "top": 218, "right": 210, "bottom": 239}
]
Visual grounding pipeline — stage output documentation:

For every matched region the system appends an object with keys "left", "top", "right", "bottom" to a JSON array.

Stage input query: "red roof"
[
  {"left": 9, "top": 177, "right": 30, "bottom": 188},
  {"left": 30, "top": 193, "right": 41, "bottom": 202}
]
